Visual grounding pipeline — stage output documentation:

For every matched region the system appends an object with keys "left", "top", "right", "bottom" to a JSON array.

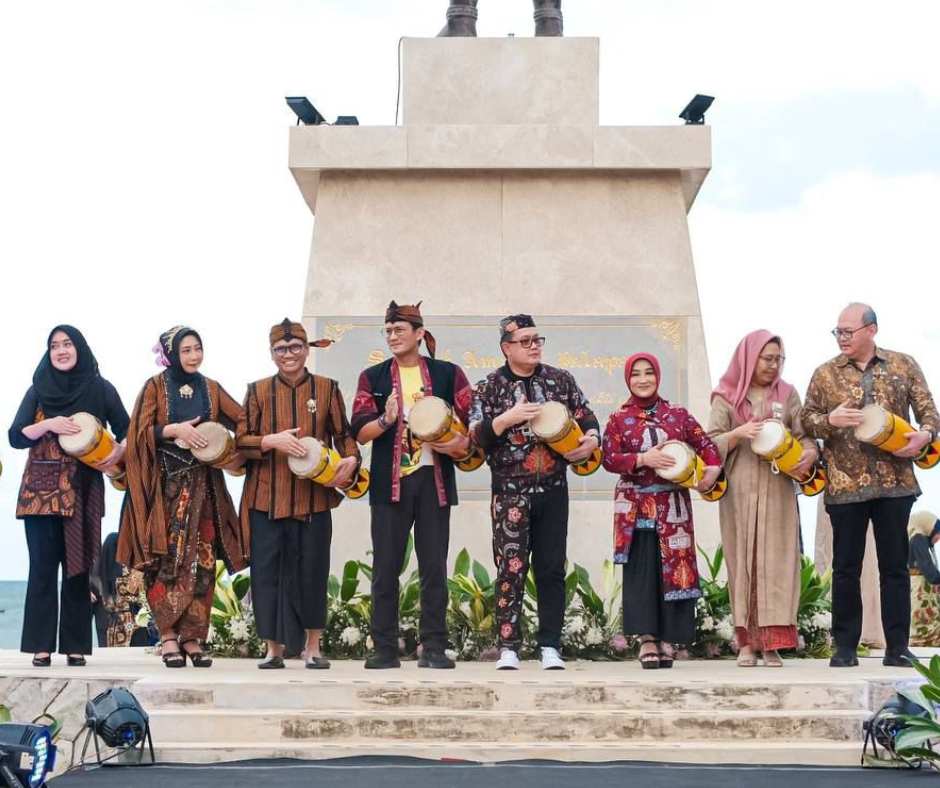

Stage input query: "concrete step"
[
  {"left": 131, "top": 677, "right": 870, "bottom": 713},
  {"left": 149, "top": 739, "right": 865, "bottom": 766},
  {"left": 146, "top": 707, "right": 869, "bottom": 744}
]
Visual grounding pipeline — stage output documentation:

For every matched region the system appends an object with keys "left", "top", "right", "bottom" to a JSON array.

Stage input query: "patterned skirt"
[{"left": 910, "top": 574, "right": 940, "bottom": 647}]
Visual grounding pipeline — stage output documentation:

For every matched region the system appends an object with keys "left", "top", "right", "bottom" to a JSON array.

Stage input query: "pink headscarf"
[
  {"left": 711, "top": 330, "right": 794, "bottom": 425},
  {"left": 624, "top": 352, "right": 662, "bottom": 409}
]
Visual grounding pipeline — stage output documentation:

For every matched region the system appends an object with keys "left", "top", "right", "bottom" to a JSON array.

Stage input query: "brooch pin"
[
  {"left": 179, "top": 384, "right": 194, "bottom": 399},
  {"left": 307, "top": 398, "right": 317, "bottom": 414}
]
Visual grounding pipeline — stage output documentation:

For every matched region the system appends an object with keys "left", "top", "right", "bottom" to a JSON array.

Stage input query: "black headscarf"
[
  {"left": 157, "top": 326, "right": 210, "bottom": 424},
  {"left": 32, "top": 324, "right": 106, "bottom": 419}
]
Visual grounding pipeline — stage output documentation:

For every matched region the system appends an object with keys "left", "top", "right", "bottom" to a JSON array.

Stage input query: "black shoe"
[
  {"left": 257, "top": 655, "right": 285, "bottom": 670},
  {"left": 305, "top": 655, "right": 331, "bottom": 670},
  {"left": 32, "top": 654, "right": 51, "bottom": 668},
  {"left": 67, "top": 655, "right": 87, "bottom": 667},
  {"left": 883, "top": 647, "right": 920, "bottom": 667},
  {"left": 418, "top": 648, "right": 456, "bottom": 669},
  {"left": 829, "top": 647, "right": 859, "bottom": 668},
  {"left": 364, "top": 651, "right": 401, "bottom": 669}
]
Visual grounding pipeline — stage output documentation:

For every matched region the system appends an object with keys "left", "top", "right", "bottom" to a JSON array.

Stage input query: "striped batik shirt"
[{"left": 236, "top": 371, "right": 359, "bottom": 520}]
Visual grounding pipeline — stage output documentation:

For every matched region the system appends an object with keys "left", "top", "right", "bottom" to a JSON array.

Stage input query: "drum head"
[
  {"left": 408, "top": 397, "right": 450, "bottom": 441},
  {"left": 191, "top": 422, "right": 231, "bottom": 464},
  {"left": 59, "top": 412, "right": 101, "bottom": 454},
  {"left": 856, "top": 405, "right": 887, "bottom": 443},
  {"left": 530, "top": 401, "right": 569, "bottom": 441},
  {"left": 656, "top": 440, "right": 693, "bottom": 481},
  {"left": 750, "top": 420, "right": 786, "bottom": 455},
  {"left": 288, "top": 437, "right": 326, "bottom": 475}
]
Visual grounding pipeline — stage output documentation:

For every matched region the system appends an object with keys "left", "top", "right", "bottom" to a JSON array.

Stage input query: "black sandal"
[
  {"left": 161, "top": 638, "right": 186, "bottom": 668},
  {"left": 638, "top": 637, "right": 660, "bottom": 670},
  {"left": 181, "top": 639, "right": 213, "bottom": 668},
  {"left": 658, "top": 642, "right": 674, "bottom": 669}
]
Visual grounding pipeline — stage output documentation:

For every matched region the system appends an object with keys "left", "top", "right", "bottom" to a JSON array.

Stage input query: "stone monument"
[
  {"left": 289, "top": 36, "right": 715, "bottom": 583},
  {"left": 438, "top": 0, "right": 563, "bottom": 37}
]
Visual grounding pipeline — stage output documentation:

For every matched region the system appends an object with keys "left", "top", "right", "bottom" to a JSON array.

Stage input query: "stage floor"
[{"left": 2, "top": 648, "right": 936, "bottom": 771}]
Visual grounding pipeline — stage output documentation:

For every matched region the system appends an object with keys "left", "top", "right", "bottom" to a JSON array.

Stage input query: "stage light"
[
  {"left": 335, "top": 116, "right": 359, "bottom": 125},
  {"left": 0, "top": 724, "right": 56, "bottom": 788},
  {"left": 679, "top": 94, "right": 714, "bottom": 125},
  {"left": 79, "top": 688, "right": 154, "bottom": 767},
  {"left": 286, "top": 96, "right": 326, "bottom": 126},
  {"left": 862, "top": 689, "right": 934, "bottom": 769}
]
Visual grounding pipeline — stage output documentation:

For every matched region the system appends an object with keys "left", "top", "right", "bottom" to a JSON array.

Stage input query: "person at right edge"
[{"left": 801, "top": 303, "right": 939, "bottom": 668}]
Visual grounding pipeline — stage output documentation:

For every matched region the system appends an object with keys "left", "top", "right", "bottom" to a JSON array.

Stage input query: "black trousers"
[
  {"left": 21, "top": 516, "right": 92, "bottom": 655},
  {"left": 621, "top": 530, "right": 695, "bottom": 645},
  {"left": 249, "top": 509, "right": 332, "bottom": 657},
  {"left": 827, "top": 495, "right": 915, "bottom": 651},
  {"left": 370, "top": 468, "right": 451, "bottom": 653}
]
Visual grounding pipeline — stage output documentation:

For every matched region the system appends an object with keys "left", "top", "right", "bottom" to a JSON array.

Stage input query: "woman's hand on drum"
[
  {"left": 638, "top": 445, "right": 675, "bottom": 471},
  {"left": 828, "top": 400, "right": 865, "bottom": 429},
  {"left": 167, "top": 417, "right": 208, "bottom": 449},
  {"left": 99, "top": 441, "right": 126, "bottom": 473},
  {"left": 427, "top": 432, "right": 470, "bottom": 457},
  {"left": 695, "top": 465, "right": 722, "bottom": 493},
  {"left": 894, "top": 430, "right": 933, "bottom": 458},
  {"left": 384, "top": 391, "right": 400, "bottom": 424},
  {"left": 732, "top": 419, "right": 763, "bottom": 442},
  {"left": 323, "top": 456, "right": 358, "bottom": 488},
  {"left": 261, "top": 428, "right": 308, "bottom": 458},
  {"left": 791, "top": 445, "right": 818, "bottom": 477},
  {"left": 563, "top": 433, "right": 600, "bottom": 463},
  {"left": 43, "top": 415, "right": 82, "bottom": 436}
]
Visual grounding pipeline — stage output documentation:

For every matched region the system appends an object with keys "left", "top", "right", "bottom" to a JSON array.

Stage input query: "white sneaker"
[
  {"left": 496, "top": 649, "right": 520, "bottom": 670},
  {"left": 540, "top": 646, "right": 565, "bottom": 670}
]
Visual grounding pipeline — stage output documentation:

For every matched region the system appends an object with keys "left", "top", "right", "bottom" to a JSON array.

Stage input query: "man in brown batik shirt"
[{"left": 802, "top": 303, "right": 938, "bottom": 669}]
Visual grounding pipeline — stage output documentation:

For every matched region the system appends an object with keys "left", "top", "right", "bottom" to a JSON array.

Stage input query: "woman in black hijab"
[{"left": 8, "top": 325, "right": 130, "bottom": 667}]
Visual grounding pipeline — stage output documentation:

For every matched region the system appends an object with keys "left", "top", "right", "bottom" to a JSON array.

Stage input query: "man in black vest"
[{"left": 351, "top": 302, "right": 475, "bottom": 669}]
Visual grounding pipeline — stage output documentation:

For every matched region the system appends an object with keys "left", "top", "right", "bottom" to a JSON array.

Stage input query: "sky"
[{"left": 1, "top": 0, "right": 938, "bottom": 580}]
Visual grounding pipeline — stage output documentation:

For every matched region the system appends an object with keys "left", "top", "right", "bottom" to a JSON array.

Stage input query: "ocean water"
[{"left": 0, "top": 581, "right": 26, "bottom": 649}]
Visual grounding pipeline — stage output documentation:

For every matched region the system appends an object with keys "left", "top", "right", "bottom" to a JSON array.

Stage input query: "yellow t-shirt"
[{"left": 400, "top": 365, "right": 433, "bottom": 476}]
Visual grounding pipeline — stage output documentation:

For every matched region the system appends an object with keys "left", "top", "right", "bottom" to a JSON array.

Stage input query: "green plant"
[
  {"left": 893, "top": 654, "right": 940, "bottom": 765},
  {"left": 0, "top": 705, "right": 11, "bottom": 724},
  {"left": 206, "top": 561, "right": 264, "bottom": 658},
  {"left": 692, "top": 545, "right": 734, "bottom": 658},
  {"left": 795, "top": 555, "right": 833, "bottom": 658}
]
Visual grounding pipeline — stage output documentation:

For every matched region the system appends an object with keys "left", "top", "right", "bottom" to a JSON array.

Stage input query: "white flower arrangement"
[{"left": 340, "top": 626, "right": 362, "bottom": 646}]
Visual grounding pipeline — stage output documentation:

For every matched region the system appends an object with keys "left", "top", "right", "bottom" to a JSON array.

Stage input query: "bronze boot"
[
  {"left": 438, "top": 0, "right": 478, "bottom": 37},
  {"left": 533, "top": 0, "right": 563, "bottom": 36}
]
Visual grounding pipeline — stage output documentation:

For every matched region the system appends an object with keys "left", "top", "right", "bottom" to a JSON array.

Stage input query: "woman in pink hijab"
[{"left": 708, "top": 330, "right": 818, "bottom": 667}]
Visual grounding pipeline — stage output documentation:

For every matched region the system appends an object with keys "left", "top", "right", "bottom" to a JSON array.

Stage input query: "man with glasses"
[
  {"left": 351, "top": 301, "right": 474, "bottom": 669},
  {"left": 468, "top": 314, "right": 600, "bottom": 670},
  {"left": 236, "top": 319, "right": 359, "bottom": 669},
  {"left": 802, "top": 303, "right": 939, "bottom": 668}
]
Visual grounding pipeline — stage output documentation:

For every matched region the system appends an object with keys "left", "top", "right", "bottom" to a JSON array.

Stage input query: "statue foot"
[
  {"left": 533, "top": 0, "right": 563, "bottom": 36},
  {"left": 438, "top": 1, "right": 478, "bottom": 37}
]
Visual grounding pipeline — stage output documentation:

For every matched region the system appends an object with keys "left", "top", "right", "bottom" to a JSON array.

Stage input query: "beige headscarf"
[{"left": 908, "top": 510, "right": 940, "bottom": 539}]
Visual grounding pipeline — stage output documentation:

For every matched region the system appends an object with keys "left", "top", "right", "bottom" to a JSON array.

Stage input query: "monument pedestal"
[{"left": 289, "top": 37, "right": 716, "bottom": 581}]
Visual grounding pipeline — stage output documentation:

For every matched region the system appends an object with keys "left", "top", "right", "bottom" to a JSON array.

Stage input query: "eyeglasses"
[
  {"left": 831, "top": 324, "right": 873, "bottom": 340},
  {"left": 758, "top": 354, "right": 785, "bottom": 366},
  {"left": 380, "top": 327, "right": 412, "bottom": 339},
  {"left": 271, "top": 343, "right": 306, "bottom": 357},
  {"left": 504, "top": 336, "right": 546, "bottom": 349}
]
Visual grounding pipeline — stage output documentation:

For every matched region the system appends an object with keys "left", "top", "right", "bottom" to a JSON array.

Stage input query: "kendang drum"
[
  {"left": 654, "top": 440, "right": 727, "bottom": 502},
  {"left": 58, "top": 412, "right": 126, "bottom": 490},
  {"left": 855, "top": 404, "right": 940, "bottom": 470},
  {"left": 187, "top": 422, "right": 237, "bottom": 469},
  {"left": 288, "top": 436, "right": 370, "bottom": 499},
  {"left": 750, "top": 419, "right": 827, "bottom": 496},
  {"left": 529, "top": 400, "right": 602, "bottom": 477},
  {"left": 408, "top": 395, "right": 485, "bottom": 472}
]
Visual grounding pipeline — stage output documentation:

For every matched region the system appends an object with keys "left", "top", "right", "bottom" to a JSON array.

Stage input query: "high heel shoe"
[
  {"left": 181, "top": 639, "right": 213, "bottom": 668},
  {"left": 162, "top": 638, "right": 186, "bottom": 668},
  {"left": 638, "top": 636, "right": 660, "bottom": 670}
]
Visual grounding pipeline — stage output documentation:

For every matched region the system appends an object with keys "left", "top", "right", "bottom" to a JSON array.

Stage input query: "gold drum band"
[
  {"left": 529, "top": 401, "right": 602, "bottom": 476},
  {"left": 408, "top": 395, "right": 484, "bottom": 473},
  {"left": 655, "top": 439, "right": 726, "bottom": 502},
  {"left": 287, "top": 436, "right": 369, "bottom": 499},
  {"left": 58, "top": 412, "right": 125, "bottom": 483},
  {"left": 856, "top": 404, "right": 940, "bottom": 470},
  {"left": 750, "top": 419, "right": 827, "bottom": 497}
]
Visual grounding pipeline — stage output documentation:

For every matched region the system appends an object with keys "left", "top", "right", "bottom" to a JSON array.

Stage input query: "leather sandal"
[
  {"left": 736, "top": 647, "right": 758, "bottom": 667},
  {"left": 638, "top": 636, "right": 660, "bottom": 670},
  {"left": 161, "top": 638, "right": 186, "bottom": 668},
  {"left": 658, "top": 642, "right": 674, "bottom": 669},
  {"left": 181, "top": 639, "right": 213, "bottom": 668},
  {"left": 762, "top": 649, "right": 783, "bottom": 668}
]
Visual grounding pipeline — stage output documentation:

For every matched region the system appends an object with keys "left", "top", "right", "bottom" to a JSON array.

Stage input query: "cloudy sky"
[{"left": 1, "top": 0, "right": 938, "bottom": 580}]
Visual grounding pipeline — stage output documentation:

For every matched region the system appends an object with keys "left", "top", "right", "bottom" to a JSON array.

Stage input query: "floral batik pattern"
[
  {"left": 602, "top": 398, "right": 722, "bottom": 602},
  {"left": 911, "top": 574, "right": 940, "bottom": 647},
  {"left": 491, "top": 493, "right": 533, "bottom": 649},
  {"left": 801, "top": 348, "right": 939, "bottom": 504}
]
